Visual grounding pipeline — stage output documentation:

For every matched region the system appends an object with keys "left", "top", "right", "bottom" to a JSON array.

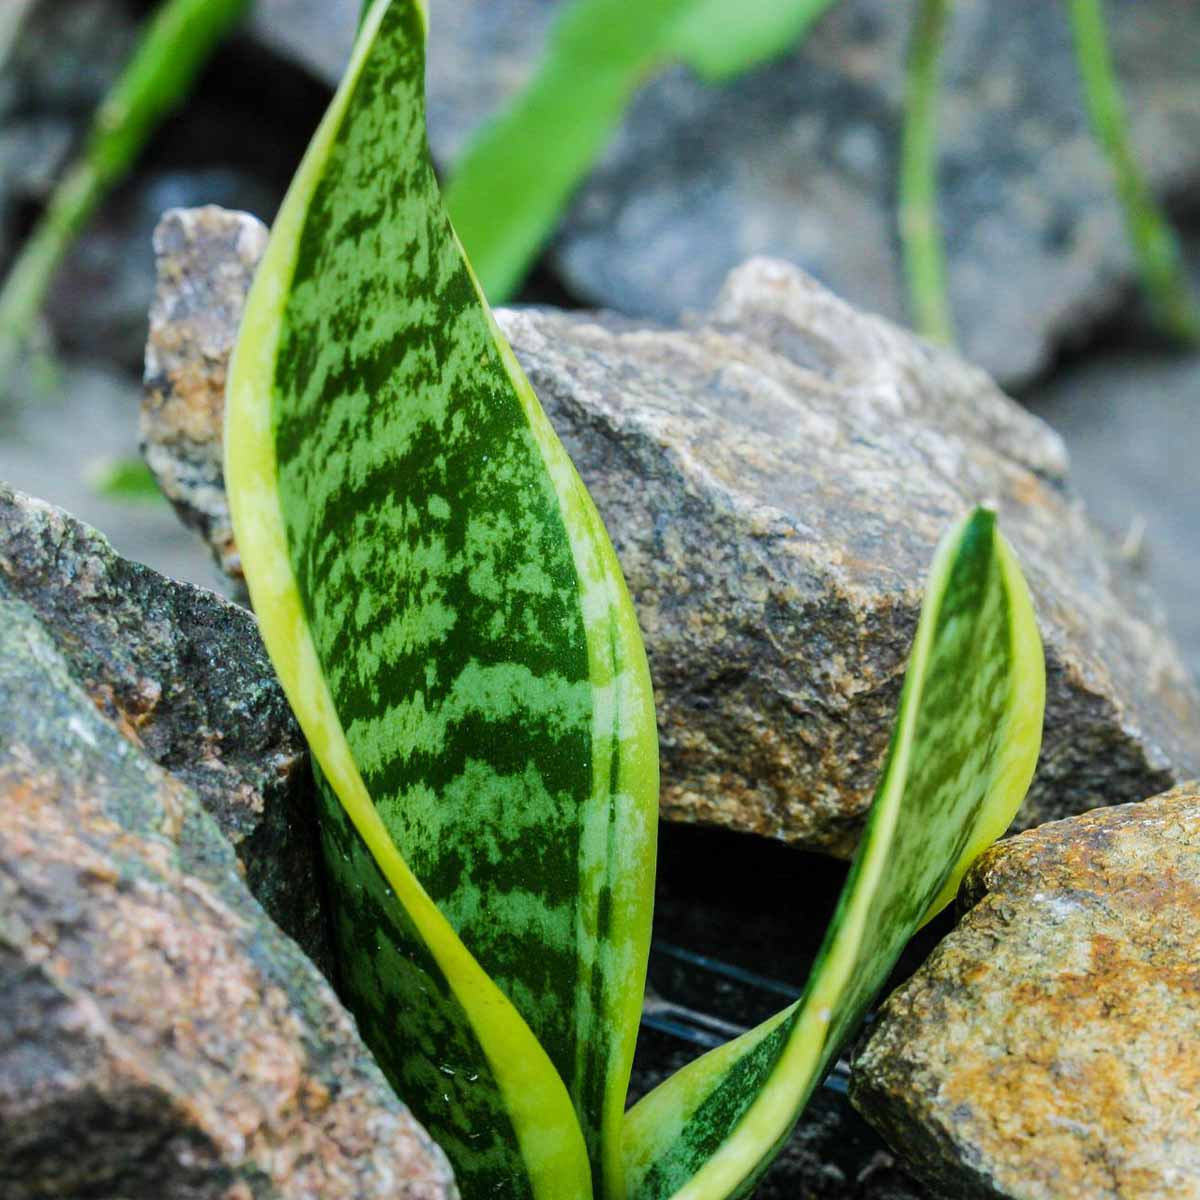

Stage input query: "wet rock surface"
[
  {"left": 249, "top": 0, "right": 1200, "bottom": 387},
  {"left": 0, "top": 482, "right": 327, "bottom": 969},
  {"left": 145, "top": 207, "right": 1200, "bottom": 856},
  {"left": 0, "top": 590, "right": 457, "bottom": 1200},
  {"left": 851, "top": 783, "right": 1200, "bottom": 1200}
]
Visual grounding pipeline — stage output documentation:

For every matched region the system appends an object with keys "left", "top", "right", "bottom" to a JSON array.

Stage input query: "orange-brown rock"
[
  {"left": 851, "top": 784, "right": 1200, "bottom": 1200},
  {"left": 0, "top": 481, "right": 327, "bottom": 972},
  {"left": 0, "top": 588, "right": 456, "bottom": 1200}
]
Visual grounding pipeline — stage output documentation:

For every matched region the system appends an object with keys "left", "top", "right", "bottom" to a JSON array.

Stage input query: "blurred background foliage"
[
  {"left": 1, "top": 0, "right": 1196, "bottom": 370},
  {"left": 0, "top": 0, "right": 1197, "bottom": 673}
]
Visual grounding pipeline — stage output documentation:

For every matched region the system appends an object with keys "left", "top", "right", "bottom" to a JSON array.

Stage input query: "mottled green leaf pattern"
[
  {"left": 225, "top": 1, "right": 657, "bottom": 1198},
  {"left": 623, "top": 510, "right": 1044, "bottom": 1200}
]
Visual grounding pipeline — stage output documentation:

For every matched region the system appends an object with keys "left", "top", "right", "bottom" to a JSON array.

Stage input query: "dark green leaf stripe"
[
  {"left": 225, "top": 2, "right": 658, "bottom": 1198},
  {"left": 622, "top": 509, "right": 1045, "bottom": 1200}
]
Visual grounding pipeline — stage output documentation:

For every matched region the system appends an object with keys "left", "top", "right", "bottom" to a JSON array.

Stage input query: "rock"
[
  {"left": 1026, "top": 344, "right": 1200, "bottom": 683},
  {"left": 850, "top": 783, "right": 1200, "bottom": 1200},
  {"left": 144, "top": 208, "right": 1200, "bottom": 857},
  {"left": 506, "top": 261, "right": 1200, "bottom": 853},
  {"left": 0, "top": 482, "right": 328, "bottom": 971},
  {"left": 143, "top": 206, "right": 269, "bottom": 584},
  {"left": 249, "top": 0, "right": 1200, "bottom": 387},
  {"left": 0, "top": 589, "right": 457, "bottom": 1200}
]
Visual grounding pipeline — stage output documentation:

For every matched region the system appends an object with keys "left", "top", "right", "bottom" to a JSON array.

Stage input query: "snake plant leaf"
[
  {"left": 444, "top": 0, "right": 826, "bottom": 303},
  {"left": 224, "top": 2, "right": 658, "bottom": 1199},
  {"left": 623, "top": 508, "right": 1045, "bottom": 1200}
]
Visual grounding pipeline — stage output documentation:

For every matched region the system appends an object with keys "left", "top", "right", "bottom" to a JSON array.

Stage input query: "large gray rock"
[
  {"left": 0, "top": 482, "right": 327, "bottom": 970},
  {"left": 142, "top": 206, "right": 1200, "bottom": 857},
  {"left": 0, "top": 588, "right": 457, "bottom": 1200},
  {"left": 249, "top": 0, "right": 1200, "bottom": 387},
  {"left": 851, "top": 783, "right": 1200, "bottom": 1200}
]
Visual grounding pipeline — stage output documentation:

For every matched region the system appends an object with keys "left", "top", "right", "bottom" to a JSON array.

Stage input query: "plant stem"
[
  {"left": 899, "top": 0, "right": 954, "bottom": 345},
  {"left": 1066, "top": 0, "right": 1200, "bottom": 343},
  {"left": 0, "top": 0, "right": 249, "bottom": 382}
]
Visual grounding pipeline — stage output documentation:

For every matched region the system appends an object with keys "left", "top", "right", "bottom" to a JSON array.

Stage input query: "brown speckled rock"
[
  {"left": 0, "top": 590, "right": 457, "bottom": 1200},
  {"left": 851, "top": 783, "right": 1200, "bottom": 1200},
  {"left": 142, "top": 206, "right": 267, "bottom": 585},
  {"left": 143, "top": 207, "right": 1200, "bottom": 856},
  {"left": 0, "top": 482, "right": 327, "bottom": 971}
]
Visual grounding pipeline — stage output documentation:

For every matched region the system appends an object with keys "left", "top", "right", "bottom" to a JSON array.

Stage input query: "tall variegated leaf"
[
  {"left": 224, "top": 2, "right": 658, "bottom": 1198},
  {"left": 623, "top": 508, "right": 1045, "bottom": 1200},
  {"left": 445, "top": 0, "right": 831, "bottom": 302}
]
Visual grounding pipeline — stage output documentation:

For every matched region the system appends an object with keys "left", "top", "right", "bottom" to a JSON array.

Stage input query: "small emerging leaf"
[
  {"left": 623, "top": 509, "right": 1045, "bottom": 1200},
  {"left": 226, "top": 3, "right": 658, "bottom": 1199},
  {"left": 87, "top": 456, "right": 163, "bottom": 503}
]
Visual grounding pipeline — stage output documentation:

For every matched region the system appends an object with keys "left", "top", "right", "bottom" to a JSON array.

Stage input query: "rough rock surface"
[
  {"left": 249, "top": 0, "right": 1200, "bottom": 386},
  {"left": 143, "top": 206, "right": 268, "bottom": 584},
  {"left": 0, "top": 589, "right": 457, "bottom": 1200},
  {"left": 0, "top": 482, "right": 327, "bottom": 970},
  {"left": 851, "top": 783, "right": 1200, "bottom": 1200},
  {"left": 144, "top": 207, "right": 1200, "bottom": 856}
]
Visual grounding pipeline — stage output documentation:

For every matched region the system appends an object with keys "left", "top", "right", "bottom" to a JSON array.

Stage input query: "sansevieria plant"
[{"left": 224, "top": 2, "right": 1046, "bottom": 1198}]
